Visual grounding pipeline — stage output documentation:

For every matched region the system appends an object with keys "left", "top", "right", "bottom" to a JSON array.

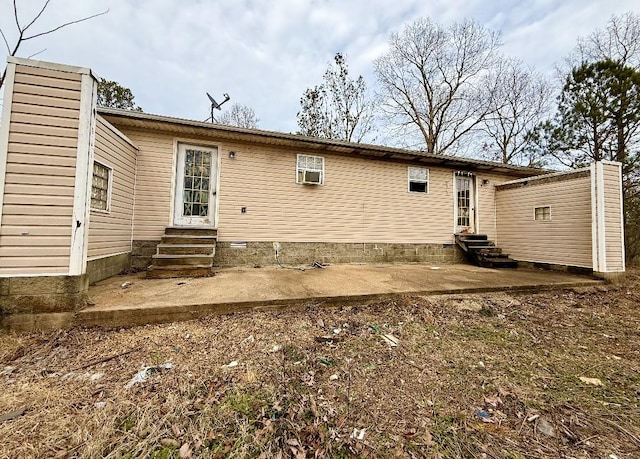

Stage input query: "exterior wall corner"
[{"left": 69, "top": 72, "right": 98, "bottom": 276}]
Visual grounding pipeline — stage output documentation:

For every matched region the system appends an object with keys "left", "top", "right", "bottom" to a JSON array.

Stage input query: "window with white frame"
[
  {"left": 408, "top": 167, "right": 429, "bottom": 193},
  {"left": 297, "top": 154, "right": 324, "bottom": 185},
  {"left": 534, "top": 206, "right": 551, "bottom": 221},
  {"left": 91, "top": 161, "right": 111, "bottom": 211}
]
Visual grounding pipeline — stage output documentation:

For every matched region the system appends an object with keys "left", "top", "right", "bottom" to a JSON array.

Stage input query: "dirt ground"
[{"left": 0, "top": 271, "right": 639, "bottom": 459}]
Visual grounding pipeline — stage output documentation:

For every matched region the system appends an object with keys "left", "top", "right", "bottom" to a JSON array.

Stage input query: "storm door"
[{"left": 173, "top": 144, "right": 217, "bottom": 227}]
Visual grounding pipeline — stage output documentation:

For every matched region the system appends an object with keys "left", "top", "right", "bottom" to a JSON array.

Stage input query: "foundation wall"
[
  {"left": 133, "top": 240, "right": 464, "bottom": 268},
  {"left": 86, "top": 252, "right": 131, "bottom": 284},
  {"left": 0, "top": 274, "right": 88, "bottom": 315}
]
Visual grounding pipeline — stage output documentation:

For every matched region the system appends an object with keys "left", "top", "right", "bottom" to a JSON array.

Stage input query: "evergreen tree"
[{"left": 97, "top": 78, "right": 143, "bottom": 111}]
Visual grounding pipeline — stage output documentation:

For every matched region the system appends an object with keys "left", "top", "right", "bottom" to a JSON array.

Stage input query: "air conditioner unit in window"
[{"left": 302, "top": 170, "right": 321, "bottom": 185}]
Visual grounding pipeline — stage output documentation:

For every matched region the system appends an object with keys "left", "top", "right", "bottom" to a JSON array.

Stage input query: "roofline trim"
[{"left": 98, "top": 107, "right": 547, "bottom": 176}]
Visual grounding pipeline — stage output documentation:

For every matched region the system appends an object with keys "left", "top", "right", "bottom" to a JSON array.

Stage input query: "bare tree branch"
[
  {"left": 479, "top": 58, "right": 552, "bottom": 165},
  {"left": 215, "top": 103, "right": 258, "bottom": 129},
  {"left": 23, "top": 9, "right": 109, "bottom": 41},
  {"left": 27, "top": 48, "right": 47, "bottom": 59},
  {"left": 0, "top": 2, "right": 108, "bottom": 92},
  {"left": 297, "top": 53, "right": 375, "bottom": 142},
  {"left": 0, "top": 27, "right": 11, "bottom": 54},
  {"left": 23, "top": 0, "right": 53, "bottom": 32},
  {"left": 374, "top": 18, "right": 501, "bottom": 155},
  {"left": 13, "top": 0, "right": 21, "bottom": 33}
]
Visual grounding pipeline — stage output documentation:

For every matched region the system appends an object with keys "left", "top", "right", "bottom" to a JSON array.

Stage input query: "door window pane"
[
  {"left": 456, "top": 177, "right": 471, "bottom": 227},
  {"left": 182, "top": 149, "right": 212, "bottom": 217}
]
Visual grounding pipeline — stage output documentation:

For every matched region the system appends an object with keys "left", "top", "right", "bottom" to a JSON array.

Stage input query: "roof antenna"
[{"left": 206, "top": 92, "right": 230, "bottom": 123}]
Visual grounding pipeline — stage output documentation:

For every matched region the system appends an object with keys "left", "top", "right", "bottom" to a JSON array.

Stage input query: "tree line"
[{"left": 297, "top": 12, "right": 640, "bottom": 263}]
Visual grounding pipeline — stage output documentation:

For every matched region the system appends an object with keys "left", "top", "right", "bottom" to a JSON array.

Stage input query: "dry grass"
[{"left": 1, "top": 270, "right": 639, "bottom": 458}]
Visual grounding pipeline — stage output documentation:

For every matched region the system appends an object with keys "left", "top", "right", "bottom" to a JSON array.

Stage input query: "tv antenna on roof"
[{"left": 206, "top": 92, "right": 230, "bottom": 123}]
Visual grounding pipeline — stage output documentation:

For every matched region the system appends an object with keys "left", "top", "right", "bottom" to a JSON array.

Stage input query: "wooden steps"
[
  {"left": 147, "top": 227, "right": 217, "bottom": 278},
  {"left": 455, "top": 234, "right": 518, "bottom": 269}
]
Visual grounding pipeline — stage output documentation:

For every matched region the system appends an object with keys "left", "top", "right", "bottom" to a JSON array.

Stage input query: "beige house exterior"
[{"left": 0, "top": 57, "right": 626, "bottom": 317}]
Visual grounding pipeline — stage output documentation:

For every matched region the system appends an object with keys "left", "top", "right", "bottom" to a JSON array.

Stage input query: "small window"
[
  {"left": 408, "top": 167, "right": 429, "bottom": 193},
  {"left": 534, "top": 206, "right": 551, "bottom": 221},
  {"left": 297, "top": 154, "right": 324, "bottom": 185},
  {"left": 91, "top": 161, "right": 111, "bottom": 212}
]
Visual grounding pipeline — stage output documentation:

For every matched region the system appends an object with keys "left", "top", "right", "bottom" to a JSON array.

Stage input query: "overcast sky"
[{"left": 1, "top": 0, "right": 639, "bottom": 136}]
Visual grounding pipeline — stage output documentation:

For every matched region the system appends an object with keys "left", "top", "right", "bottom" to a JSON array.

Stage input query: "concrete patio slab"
[
  {"left": 72, "top": 263, "right": 602, "bottom": 329},
  {"left": 1, "top": 264, "right": 603, "bottom": 331}
]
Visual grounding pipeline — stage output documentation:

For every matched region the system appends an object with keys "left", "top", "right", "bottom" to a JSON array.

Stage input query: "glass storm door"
[
  {"left": 173, "top": 144, "right": 217, "bottom": 227},
  {"left": 455, "top": 174, "right": 475, "bottom": 233}
]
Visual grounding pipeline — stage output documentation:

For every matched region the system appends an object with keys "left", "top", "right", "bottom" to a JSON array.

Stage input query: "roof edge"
[{"left": 98, "top": 107, "right": 548, "bottom": 177}]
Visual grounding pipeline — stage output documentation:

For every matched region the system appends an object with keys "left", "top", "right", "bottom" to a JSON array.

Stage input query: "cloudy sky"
[{"left": 1, "top": 0, "right": 638, "bottom": 135}]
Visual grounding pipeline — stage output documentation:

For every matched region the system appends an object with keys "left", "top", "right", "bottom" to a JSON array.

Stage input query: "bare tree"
[
  {"left": 0, "top": 0, "right": 108, "bottom": 91},
  {"left": 558, "top": 11, "right": 640, "bottom": 82},
  {"left": 479, "top": 58, "right": 552, "bottom": 166},
  {"left": 574, "top": 11, "right": 640, "bottom": 68},
  {"left": 297, "top": 53, "right": 375, "bottom": 143},
  {"left": 374, "top": 18, "right": 501, "bottom": 154},
  {"left": 216, "top": 103, "right": 259, "bottom": 129}
]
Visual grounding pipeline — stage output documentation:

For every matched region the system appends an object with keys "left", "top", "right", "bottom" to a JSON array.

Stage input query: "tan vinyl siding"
[
  {"left": 116, "top": 129, "right": 175, "bottom": 240},
  {"left": 495, "top": 172, "right": 593, "bottom": 268},
  {"left": 87, "top": 116, "right": 137, "bottom": 259},
  {"left": 602, "top": 163, "right": 624, "bottom": 271},
  {"left": 218, "top": 147, "right": 453, "bottom": 242},
  {"left": 475, "top": 172, "right": 513, "bottom": 241},
  {"left": 114, "top": 127, "right": 518, "bottom": 243},
  {"left": 0, "top": 64, "right": 82, "bottom": 275}
]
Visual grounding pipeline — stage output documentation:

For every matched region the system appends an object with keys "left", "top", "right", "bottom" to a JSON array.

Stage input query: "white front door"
[
  {"left": 173, "top": 144, "right": 217, "bottom": 227},
  {"left": 455, "top": 174, "right": 475, "bottom": 233}
]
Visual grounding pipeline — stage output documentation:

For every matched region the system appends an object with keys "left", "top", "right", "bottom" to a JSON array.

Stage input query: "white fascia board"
[{"left": 498, "top": 167, "right": 591, "bottom": 188}]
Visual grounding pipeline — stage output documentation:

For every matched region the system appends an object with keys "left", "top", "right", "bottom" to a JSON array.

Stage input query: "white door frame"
[
  {"left": 173, "top": 143, "right": 218, "bottom": 227},
  {"left": 454, "top": 172, "right": 476, "bottom": 234}
]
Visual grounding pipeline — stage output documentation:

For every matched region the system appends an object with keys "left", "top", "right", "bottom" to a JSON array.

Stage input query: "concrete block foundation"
[
  {"left": 213, "top": 241, "right": 465, "bottom": 267},
  {"left": 0, "top": 275, "right": 89, "bottom": 315},
  {"left": 87, "top": 253, "right": 131, "bottom": 284},
  {"left": 132, "top": 240, "right": 464, "bottom": 269},
  {"left": 132, "top": 240, "right": 159, "bottom": 270}
]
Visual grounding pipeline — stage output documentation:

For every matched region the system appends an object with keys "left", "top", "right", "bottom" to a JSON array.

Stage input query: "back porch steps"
[
  {"left": 147, "top": 227, "right": 217, "bottom": 278},
  {"left": 455, "top": 234, "right": 518, "bottom": 269}
]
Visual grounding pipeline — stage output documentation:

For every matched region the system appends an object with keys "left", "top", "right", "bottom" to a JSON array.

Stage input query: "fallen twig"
[{"left": 70, "top": 349, "right": 136, "bottom": 371}]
